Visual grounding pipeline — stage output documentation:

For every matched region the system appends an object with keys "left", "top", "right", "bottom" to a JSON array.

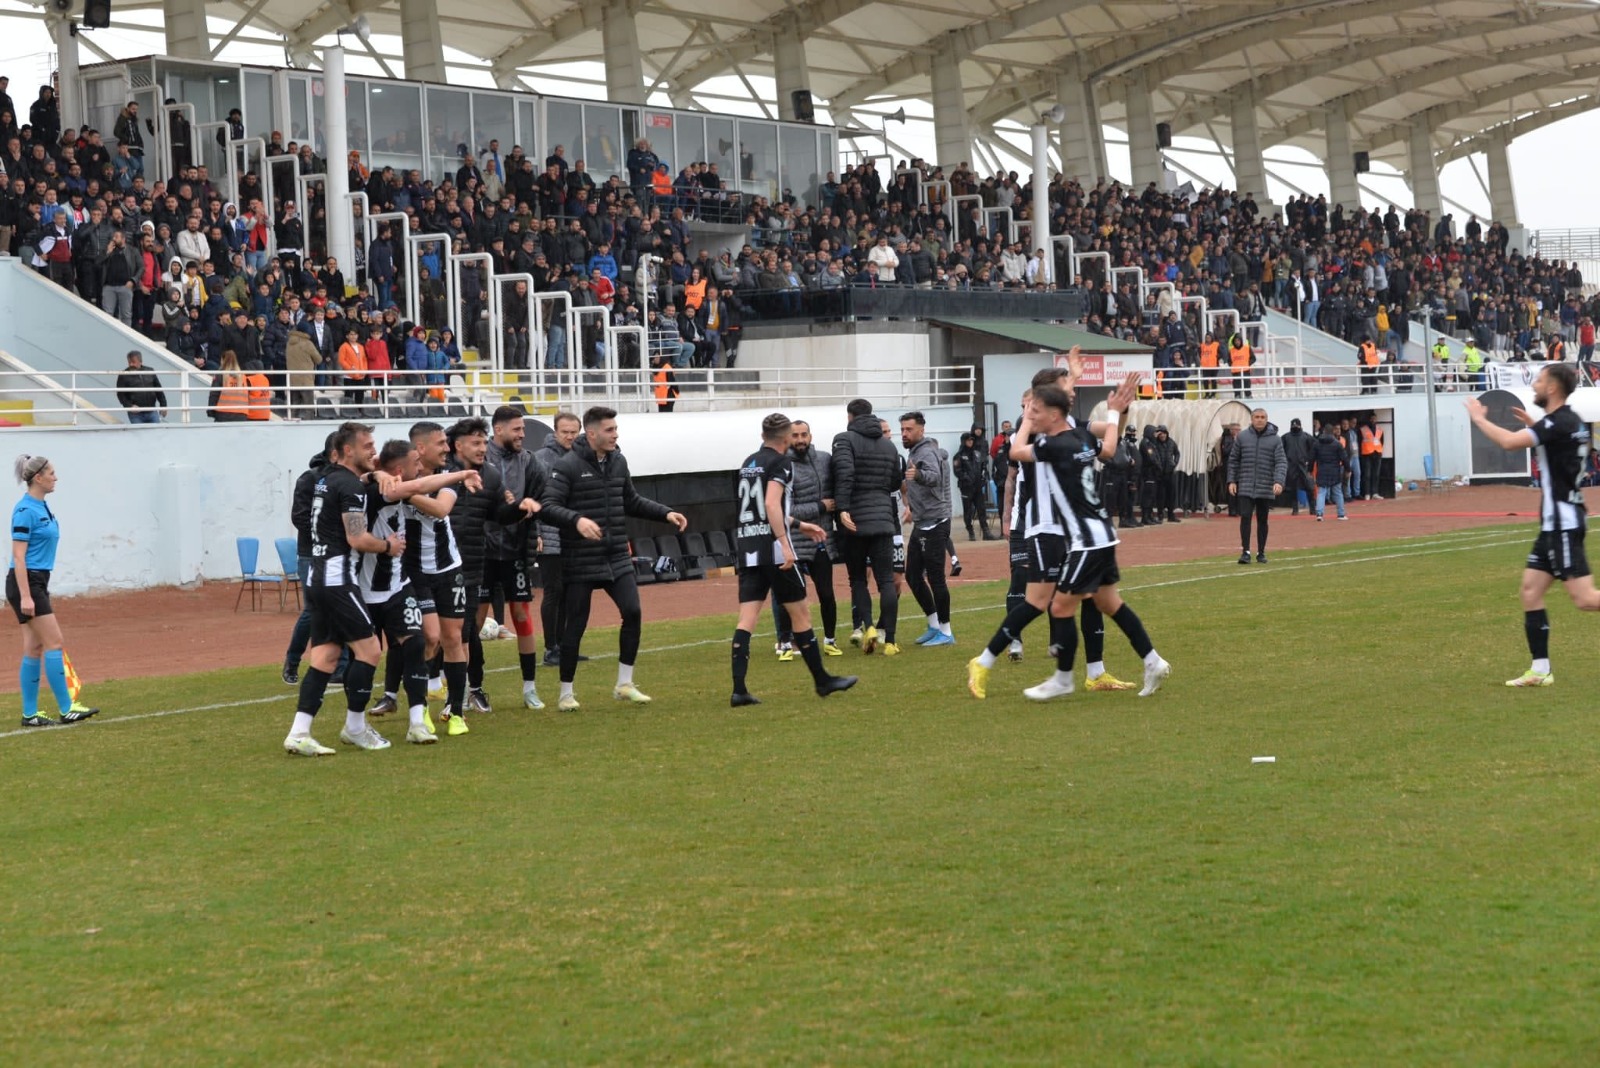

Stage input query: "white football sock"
[
  {"left": 1144, "top": 650, "right": 1162, "bottom": 668},
  {"left": 408, "top": 704, "right": 424, "bottom": 729},
  {"left": 617, "top": 663, "right": 634, "bottom": 686},
  {"left": 560, "top": 681, "right": 574, "bottom": 698},
  {"left": 345, "top": 709, "right": 366, "bottom": 734},
  {"left": 1086, "top": 661, "right": 1105, "bottom": 680},
  {"left": 977, "top": 649, "right": 997, "bottom": 668},
  {"left": 291, "top": 711, "right": 315, "bottom": 736},
  {"left": 1533, "top": 658, "right": 1551, "bottom": 674}
]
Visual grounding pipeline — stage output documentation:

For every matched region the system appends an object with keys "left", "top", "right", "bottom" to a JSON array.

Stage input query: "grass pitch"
[{"left": 4, "top": 526, "right": 1599, "bottom": 1065}]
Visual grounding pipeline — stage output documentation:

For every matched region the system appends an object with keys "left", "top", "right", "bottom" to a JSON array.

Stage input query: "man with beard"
[{"left": 770, "top": 420, "right": 844, "bottom": 659}]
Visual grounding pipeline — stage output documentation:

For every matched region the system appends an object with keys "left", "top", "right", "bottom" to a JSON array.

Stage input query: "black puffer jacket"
[
  {"left": 484, "top": 438, "right": 545, "bottom": 561},
  {"left": 1312, "top": 432, "right": 1348, "bottom": 487},
  {"left": 291, "top": 452, "right": 330, "bottom": 557},
  {"left": 1226, "top": 421, "right": 1288, "bottom": 499},
  {"left": 446, "top": 458, "right": 522, "bottom": 584},
  {"left": 540, "top": 437, "right": 672, "bottom": 583},
  {"left": 830, "top": 414, "right": 901, "bottom": 537}
]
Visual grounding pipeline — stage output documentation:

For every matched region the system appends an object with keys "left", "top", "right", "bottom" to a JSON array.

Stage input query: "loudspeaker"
[
  {"left": 1156, "top": 122, "right": 1172, "bottom": 148},
  {"left": 790, "top": 89, "right": 815, "bottom": 123},
  {"left": 1353, "top": 150, "right": 1370, "bottom": 174},
  {"left": 82, "top": 0, "right": 111, "bottom": 27}
]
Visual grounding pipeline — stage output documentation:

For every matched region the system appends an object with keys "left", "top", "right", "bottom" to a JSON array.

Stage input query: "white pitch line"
[{"left": 0, "top": 531, "right": 1538, "bottom": 743}]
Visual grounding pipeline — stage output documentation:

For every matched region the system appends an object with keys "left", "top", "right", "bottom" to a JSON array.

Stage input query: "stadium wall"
[{"left": 20, "top": 403, "right": 975, "bottom": 596}]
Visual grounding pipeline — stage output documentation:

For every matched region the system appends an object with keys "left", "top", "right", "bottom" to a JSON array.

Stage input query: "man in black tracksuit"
[
  {"left": 832, "top": 398, "right": 902, "bottom": 653},
  {"left": 539, "top": 405, "right": 688, "bottom": 709},
  {"left": 1152, "top": 425, "right": 1181, "bottom": 522},
  {"left": 535, "top": 412, "right": 580, "bottom": 667},
  {"left": 446, "top": 417, "right": 530, "bottom": 718},
  {"left": 483, "top": 405, "right": 547, "bottom": 710},
  {"left": 1105, "top": 427, "right": 1140, "bottom": 528}
]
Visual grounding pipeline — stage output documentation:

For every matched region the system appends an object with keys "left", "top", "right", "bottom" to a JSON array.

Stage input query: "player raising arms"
[
  {"left": 1008, "top": 377, "right": 1171, "bottom": 700},
  {"left": 1466, "top": 363, "right": 1600, "bottom": 687},
  {"left": 730, "top": 413, "right": 859, "bottom": 706},
  {"left": 284, "top": 422, "right": 401, "bottom": 756}
]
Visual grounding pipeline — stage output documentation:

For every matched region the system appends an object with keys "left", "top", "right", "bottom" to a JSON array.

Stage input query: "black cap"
[{"left": 1156, "top": 424, "right": 1168, "bottom": 433}]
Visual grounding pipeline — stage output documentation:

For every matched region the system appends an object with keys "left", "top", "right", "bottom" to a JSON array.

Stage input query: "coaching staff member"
[
  {"left": 540, "top": 406, "right": 687, "bottom": 710},
  {"left": 1227, "top": 407, "right": 1287, "bottom": 565},
  {"left": 832, "top": 398, "right": 902, "bottom": 653},
  {"left": 535, "top": 411, "right": 581, "bottom": 667}
]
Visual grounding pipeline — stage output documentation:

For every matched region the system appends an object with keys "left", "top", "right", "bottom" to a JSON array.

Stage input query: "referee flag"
[{"left": 63, "top": 652, "right": 82, "bottom": 701}]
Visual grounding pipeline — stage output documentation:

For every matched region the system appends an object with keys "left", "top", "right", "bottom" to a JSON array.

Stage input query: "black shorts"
[
  {"left": 1058, "top": 547, "right": 1122, "bottom": 596},
  {"left": 480, "top": 558, "right": 533, "bottom": 603},
  {"left": 1528, "top": 528, "right": 1591, "bottom": 580},
  {"left": 1009, "top": 533, "right": 1028, "bottom": 576},
  {"left": 1024, "top": 534, "right": 1067, "bottom": 584},
  {"left": 415, "top": 568, "right": 469, "bottom": 619},
  {"left": 738, "top": 554, "right": 809, "bottom": 605},
  {"left": 306, "top": 585, "right": 376, "bottom": 646},
  {"left": 367, "top": 587, "right": 424, "bottom": 644},
  {"left": 5, "top": 568, "right": 50, "bottom": 622}
]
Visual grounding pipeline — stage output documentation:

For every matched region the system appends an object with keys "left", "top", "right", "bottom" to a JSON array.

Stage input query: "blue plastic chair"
[
  {"left": 274, "top": 536, "right": 302, "bottom": 609},
  {"left": 235, "top": 536, "right": 284, "bottom": 612},
  {"left": 1422, "top": 454, "right": 1450, "bottom": 494}
]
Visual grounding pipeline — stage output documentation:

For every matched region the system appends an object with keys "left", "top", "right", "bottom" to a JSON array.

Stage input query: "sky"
[{"left": 0, "top": 4, "right": 1590, "bottom": 234}]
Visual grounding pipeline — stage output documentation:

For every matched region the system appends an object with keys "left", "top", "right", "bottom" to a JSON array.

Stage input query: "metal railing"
[
  {"left": 1157, "top": 360, "right": 1482, "bottom": 400},
  {"left": 1532, "top": 228, "right": 1600, "bottom": 260},
  {"left": 727, "top": 284, "right": 1090, "bottom": 323},
  {"left": 0, "top": 363, "right": 976, "bottom": 426}
]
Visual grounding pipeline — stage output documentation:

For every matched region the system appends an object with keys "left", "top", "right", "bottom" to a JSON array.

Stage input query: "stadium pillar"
[
  {"left": 399, "top": 0, "right": 448, "bottom": 84},
  {"left": 324, "top": 45, "right": 355, "bottom": 287},
  {"left": 1125, "top": 67, "right": 1162, "bottom": 189},
  {"left": 1324, "top": 98, "right": 1359, "bottom": 211},
  {"left": 1407, "top": 117, "right": 1443, "bottom": 221},
  {"left": 1230, "top": 85, "right": 1269, "bottom": 205},
  {"left": 1055, "top": 67, "right": 1105, "bottom": 185},
  {"left": 773, "top": 16, "right": 812, "bottom": 122},
  {"left": 930, "top": 38, "right": 970, "bottom": 169},
  {"left": 163, "top": 0, "right": 210, "bottom": 60},
  {"left": 602, "top": 0, "right": 645, "bottom": 105},
  {"left": 50, "top": 16, "right": 80, "bottom": 145},
  {"left": 1030, "top": 120, "right": 1052, "bottom": 285},
  {"left": 1485, "top": 132, "right": 1520, "bottom": 228}
]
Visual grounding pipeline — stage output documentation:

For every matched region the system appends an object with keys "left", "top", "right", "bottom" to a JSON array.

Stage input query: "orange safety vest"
[
  {"left": 684, "top": 278, "right": 707, "bottom": 312},
  {"left": 245, "top": 372, "right": 272, "bottom": 420},
  {"left": 1199, "top": 341, "right": 1219, "bottom": 368},
  {"left": 651, "top": 171, "right": 672, "bottom": 198},
  {"left": 1359, "top": 341, "right": 1379, "bottom": 367},
  {"left": 1551, "top": 339, "right": 1565, "bottom": 361},
  {"left": 652, "top": 364, "right": 677, "bottom": 408},
  {"left": 1229, "top": 343, "right": 1251, "bottom": 371},
  {"left": 1360, "top": 425, "right": 1383, "bottom": 455},
  {"left": 215, "top": 374, "right": 248, "bottom": 416}
]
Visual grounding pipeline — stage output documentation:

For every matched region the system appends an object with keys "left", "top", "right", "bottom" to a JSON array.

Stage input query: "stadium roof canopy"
[{"left": 18, "top": 0, "right": 1600, "bottom": 181}]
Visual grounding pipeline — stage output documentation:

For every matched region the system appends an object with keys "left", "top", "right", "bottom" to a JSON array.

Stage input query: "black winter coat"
[
  {"left": 540, "top": 437, "right": 672, "bottom": 583},
  {"left": 1227, "top": 422, "right": 1288, "bottom": 499},
  {"left": 446, "top": 459, "right": 523, "bottom": 584},
  {"left": 1282, "top": 428, "right": 1316, "bottom": 482},
  {"left": 830, "top": 414, "right": 901, "bottom": 537},
  {"left": 291, "top": 454, "right": 330, "bottom": 557},
  {"left": 1312, "top": 433, "right": 1348, "bottom": 487}
]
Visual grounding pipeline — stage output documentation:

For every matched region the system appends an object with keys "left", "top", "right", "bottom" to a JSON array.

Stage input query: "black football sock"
[
  {"left": 468, "top": 630, "right": 485, "bottom": 688},
  {"left": 986, "top": 602, "right": 1042, "bottom": 657},
  {"left": 731, "top": 628, "right": 752, "bottom": 694},
  {"left": 402, "top": 638, "right": 429, "bottom": 708},
  {"left": 443, "top": 660, "right": 468, "bottom": 714},
  {"left": 1080, "top": 600, "right": 1105, "bottom": 665},
  {"left": 384, "top": 649, "right": 403, "bottom": 698},
  {"left": 519, "top": 651, "right": 541, "bottom": 683},
  {"left": 1525, "top": 609, "right": 1550, "bottom": 661},
  {"left": 793, "top": 628, "right": 827, "bottom": 684},
  {"left": 1111, "top": 604, "right": 1154, "bottom": 659},
  {"left": 296, "top": 666, "right": 332, "bottom": 718},
  {"left": 1051, "top": 613, "right": 1079, "bottom": 673},
  {"left": 342, "top": 659, "right": 376, "bottom": 713}
]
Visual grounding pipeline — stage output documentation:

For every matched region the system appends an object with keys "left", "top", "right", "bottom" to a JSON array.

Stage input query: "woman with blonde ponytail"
[{"left": 9, "top": 454, "right": 98, "bottom": 727}]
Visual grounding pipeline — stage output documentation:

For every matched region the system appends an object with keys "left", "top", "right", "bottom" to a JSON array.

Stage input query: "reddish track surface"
[{"left": 7, "top": 484, "right": 1552, "bottom": 692}]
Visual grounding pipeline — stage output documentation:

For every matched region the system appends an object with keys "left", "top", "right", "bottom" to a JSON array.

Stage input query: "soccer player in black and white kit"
[
  {"left": 1007, "top": 378, "right": 1171, "bottom": 701},
  {"left": 1467, "top": 362, "right": 1600, "bottom": 687},
  {"left": 404, "top": 421, "right": 474, "bottom": 736},
  {"left": 362, "top": 439, "right": 482, "bottom": 743},
  {"left": 284, "top": 422, "right": 404, "bottom": 756},
  {"left": 730, "top": 413, "right": 859, "bottom": 706}
]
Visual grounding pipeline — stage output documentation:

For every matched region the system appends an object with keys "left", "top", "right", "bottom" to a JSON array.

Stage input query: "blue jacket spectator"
[{"left": 587, "top": 250, "right": 618, "bottom": 281}]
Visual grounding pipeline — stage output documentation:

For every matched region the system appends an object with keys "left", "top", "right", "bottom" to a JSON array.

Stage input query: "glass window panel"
[
  {"left": 737, "top": 120, "right": 777, "bottom": 200},
  {"left": 545, "top": 100, "right": 582, "bottom": 173},
  {"left": 674, "top": 114, "right": 706, "bottom": 173},
  {"left": 779, "top": 125, "right": 816, "bottom": 211},
  {"left": 620, "top": 108, "right": 640, "bottom": 164},
  {"left": 516, "top": 100, "right": 536, "bottom": 158},
  {"left": 472, "top": 93, "right": 514, "bottom": 158},
  {"left": 367, "top": 82, "right": 422, "bottom": 177},
  {"left": 244, "top": 71, "right": 273, "bottom": 142},
  {"left": 706, "top": 116, "right": 734, "bottom": 187},
  {"left": 289, "top": 76, "right": 311, "bottom": 144},
  {"left": 345, "top": 80, "right": 370, "bottom": 164},
  {"left": 426, "top": 86, "right": 471, "bottom": 184},
  {"left": 583, "top": 104, "right": 622, "bottom": 180}
]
